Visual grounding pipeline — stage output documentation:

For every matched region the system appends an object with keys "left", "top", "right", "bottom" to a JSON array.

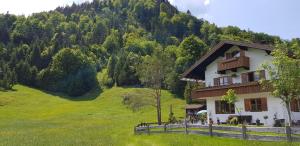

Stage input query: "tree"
[
  {"left": 37, "top": 48, "right": 97, "bottom": 96},
  {"left": 30, "top": 47, "right": 42, "bottom": 69},
  {"left": 15, "top": 60, "right": 35, "bottom": 86},
  {"left": 92, "top": 19, "right": 108, "bottom": 44},
  {"left": 184, "top": 82, "right": 203, "bottom": 104},
  {"left": 113, "top": 50, "right": 141, "bottom": 86},
  {"left": 107, "top": 55, "right": 117, "bottom": 82},
  {"left": 137, "top": 49, "right": 172, "bottom": 125},
  {"left": 0, "top": 61, "right": 16, "bottom": 90},
  {"left": 103, "top": 29, "right": 121, "bottom": 54},
  {"left": 221, "top": 89, "right": 242, "bottom": 121},
  {"left": 261, "top": 43, "right": 300, "bottom": 126},
  {"left": 222, "top": 89, "right": 238, "bottom": 104},
  {"left": 200, "top": 21, "right": 220, "bottom": 45},
  {"left": 179, "top": 35, "right": 207, "bottom": 68}
]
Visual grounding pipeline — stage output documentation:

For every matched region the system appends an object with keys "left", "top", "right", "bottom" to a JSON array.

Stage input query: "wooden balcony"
[
  {"left": 191, "top": 82, "right": 270, "bottom": 99},
  {"left": 218, "top": 56, "right": 250, "bottom": 73}
]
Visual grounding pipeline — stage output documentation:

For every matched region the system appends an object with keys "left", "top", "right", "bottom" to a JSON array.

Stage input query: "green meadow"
[{"left": 0, "top": 85, "right": 298, "bottom": 146}]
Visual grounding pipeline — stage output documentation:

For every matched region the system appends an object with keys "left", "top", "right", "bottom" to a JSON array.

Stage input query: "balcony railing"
[
  {"left": 191, "top": 82, "right": 270, "bottom": 99},
  {"left": 218, "top": 56, "right": 250, "bottom": 73}
]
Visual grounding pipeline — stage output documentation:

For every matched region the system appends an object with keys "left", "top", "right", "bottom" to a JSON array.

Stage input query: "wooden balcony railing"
[
  {"left": 191, "top": 82, "right": 270, "bottom": 99},
  {"left": 218, "top": 56, "right": 250, "bottom": 73}
]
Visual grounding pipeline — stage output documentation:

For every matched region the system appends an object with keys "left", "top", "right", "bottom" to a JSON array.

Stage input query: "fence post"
[
  {"left": 185, "top": 119, "right": 188, "bottom": 134},
  {"left": 209, "top": 123, "right": 213, "bottom": 137},
  {"left": 242, "top": 124, "right": 247, "bottom": 140},
  {"left": 286, "top": 126, "right": 292, "bottom": 142},
  {"left": 147, "top": 124, "right": 150, "bottom": 135},
  {"left": 164, "top": 124, "right": 167, "bottom": 132}
]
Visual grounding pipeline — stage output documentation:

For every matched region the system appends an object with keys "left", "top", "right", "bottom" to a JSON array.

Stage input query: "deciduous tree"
[
  {"left": 261, "top": 43, "right": 300, "bottom": 126},
  {"left": 137, "top": 48, "right": 172, "bottom": 125}
]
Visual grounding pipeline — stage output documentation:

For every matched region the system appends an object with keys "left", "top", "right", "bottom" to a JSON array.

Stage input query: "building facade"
[{"left": 182, "top": 40, "right": 300, "bottom": 126}]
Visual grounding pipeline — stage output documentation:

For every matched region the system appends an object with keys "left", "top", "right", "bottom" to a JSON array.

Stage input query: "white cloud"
[
  {"left": 204, "top": 0, "right": 210, "bottom": 6},
  {"left": 0, "top": 0, "right": 92, "bottom": 16},
  {"left": 169, "top": 0, "right": 211, "bottom": 18}
]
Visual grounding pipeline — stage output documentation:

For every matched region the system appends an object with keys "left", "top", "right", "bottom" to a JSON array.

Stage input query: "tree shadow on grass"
[
  {"left": 0, "top": 88, "right": 17, "bottom": 92},
  {"left": 42, "top": 85, "right": 102, "bottom": 101}
]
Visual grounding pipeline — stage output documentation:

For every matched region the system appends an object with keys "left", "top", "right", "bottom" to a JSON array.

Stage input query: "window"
[
  {"left": 215, "top": 100, "right": 235, "bottom": 114},
  {"left": 242, "top": 70, "right": 265, "bottom": 83},
  {"left": 250, "top": 98, "right": 262, "bottom": 111},
  {"left": 248, "top": 72, "right": 261, "bottom": 82},
  {"left": 254, "top": 72, "right": 261, "bottom": 81},
  {"left": 214, "top": 76, "right": 232, "bottom": 86},
  {"left": 220, "top": 76, "right": 229, "bottom": 85},
  {"left": 244, "top": 98, "right": 268, "bottom": 112}
]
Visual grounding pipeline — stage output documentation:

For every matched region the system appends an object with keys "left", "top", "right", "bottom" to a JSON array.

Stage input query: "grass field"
[{"left": 0, "top": 85, "right": 299, "bottom": 146}]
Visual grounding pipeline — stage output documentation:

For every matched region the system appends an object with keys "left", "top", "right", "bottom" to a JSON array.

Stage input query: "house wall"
[
  {"left": 205, "top": 92, "right": 300, "bottom": 126},
  {"left": 204, "top": 46, "right": 273, "bottom": 87},
  {"left": 202, "top": 45, "right": 300, "bottom": 126}
]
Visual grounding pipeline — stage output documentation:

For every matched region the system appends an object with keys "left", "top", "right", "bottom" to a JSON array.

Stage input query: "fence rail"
[{"left": 134, "top": 123, "right": 300, "bottom": 142}]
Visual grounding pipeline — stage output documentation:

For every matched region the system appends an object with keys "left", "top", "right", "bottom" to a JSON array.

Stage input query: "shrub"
[
  {"left": 37, "top": 48, "right": 97, "bottom": 96},
  {"left": 168, "top": 105, "right": 177, "bottom": 124},
  {"left": 122, "top": 89, "right": 155, "bottom": 112},
  {"left": 98, "top": 68, "right": 113, "bottom": 88},
  {"left": 229, "top": 117, "right": 238, "bottom": 125}
]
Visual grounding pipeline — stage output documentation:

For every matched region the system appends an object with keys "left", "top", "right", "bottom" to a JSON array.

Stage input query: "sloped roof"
[
  {"left": 181, "top": 40, "right": 273, "bottom": 80},
  {"left": 185, "top": 104, "right": 204, "bottom": 110}
]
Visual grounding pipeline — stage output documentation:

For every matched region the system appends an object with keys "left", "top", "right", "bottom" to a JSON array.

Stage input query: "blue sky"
[{"left": 0, "top": 0, "right": 299, "bottom": 40}]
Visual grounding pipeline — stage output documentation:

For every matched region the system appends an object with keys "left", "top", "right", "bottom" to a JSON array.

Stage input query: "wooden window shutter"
[
  {"left": 291, "top": 99, "right": 298, "bottom": 112},
  {"left": 241, "top": 73, "right": 248, "bottom": 83},
  {"left": 214, "top": 78, "right": 220, "bottom": 86},
  {"left": 261, "top": 98, "right": 268, "bottom": 111},
  {"left": 244, "top": 99, "right": 251, "bottom": 112},
  {"left": 259, "top": 70, "right": 266, "bottom": 79},
  {"left": 291, "top": 99, "right": 296, "bottom": 112}
]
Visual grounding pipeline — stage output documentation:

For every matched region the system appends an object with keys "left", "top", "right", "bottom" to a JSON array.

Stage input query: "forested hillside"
[{"left": 0, "top": 0, "right": 299, "bottom": 97}]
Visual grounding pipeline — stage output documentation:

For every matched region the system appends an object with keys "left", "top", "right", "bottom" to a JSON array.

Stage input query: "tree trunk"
[
  {"left": 156, "top": 89, "right": 162, "bottom": 125},
  {"left": 286, "top": 101, "right": 293, "bottom": 126}
]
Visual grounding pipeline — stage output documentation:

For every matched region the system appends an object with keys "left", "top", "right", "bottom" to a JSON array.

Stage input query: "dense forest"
[{"left": 0, "top": 0, "right": 299, "bottom": 97}]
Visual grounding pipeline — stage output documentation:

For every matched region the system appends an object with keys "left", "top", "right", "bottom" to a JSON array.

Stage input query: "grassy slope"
[{"left": 0, "top": 85, "right": 297, "bottom": 146}]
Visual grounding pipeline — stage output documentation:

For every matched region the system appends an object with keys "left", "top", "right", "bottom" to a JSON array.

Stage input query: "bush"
[
  {"left": 98, "top": 68, "right": 114, "bottom": 88},
  {"left": 37, "top": 48, "right": 97, "bottom": 96},
  {"left": 122, "top": 89, "right": 154, "bottom": 112},
  {"left": 65, "top": 65, "right": 97, "bottom": 96},
  {"left": 168, "top": 105, "right": 177, "bottom": 124},
  {"left": 229, "top": 117, "right": 238, "bottom": 125}
]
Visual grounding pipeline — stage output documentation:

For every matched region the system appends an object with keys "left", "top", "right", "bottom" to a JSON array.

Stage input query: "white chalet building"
[{"left": 182, "top": 40, "right": 300, "bottom": 126}]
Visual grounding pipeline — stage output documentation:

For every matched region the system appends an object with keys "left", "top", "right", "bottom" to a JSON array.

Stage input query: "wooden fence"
[{"left": 134, "top": 122, "right": 300, "bottom": 142}]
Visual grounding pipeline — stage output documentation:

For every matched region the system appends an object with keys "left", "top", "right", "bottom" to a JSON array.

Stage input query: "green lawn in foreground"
[{"left": 0, "top": 85, "right": 298, "bottom": 146}]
